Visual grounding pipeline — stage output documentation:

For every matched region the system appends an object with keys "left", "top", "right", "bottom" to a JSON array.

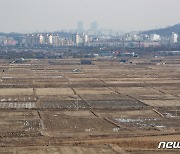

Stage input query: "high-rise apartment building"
[
  {"left": 170, "top": 32, "right": 178, "bottom": 44},
  {"left": 77, "top": 21, "right": 83, "bottom": 34},
  {"left": 91, "top": 22, "right": 98, "bottom": 35}
]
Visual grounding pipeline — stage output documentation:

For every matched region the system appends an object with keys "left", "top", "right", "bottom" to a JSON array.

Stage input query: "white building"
[
  {"left": 52, "top": 35, "right": 60, "bottom": 46},
  {"left": 72, "top": 33, "right": 89, "bottom": 45},
  {"left": 150, "top": 34, "right": 161, "bottom": 41},
  {"left": 84, "top": 34, "right": 88, "bottom": 43},
  {"left": 39, "top": 34, "right": 44, "bottom": 44},
  {"left": 170, "top": 32, "right": 178, "bottom": 44},
  {"left": 75, "top": 34, "right": 80, "bottom": 44},
  {"left": 48, "top": 35, "right": 53, "bottom": 44}
]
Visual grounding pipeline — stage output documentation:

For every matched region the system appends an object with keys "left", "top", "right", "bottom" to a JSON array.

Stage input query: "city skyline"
[{"left": 0, "top": 0, "right": 180, "bottom": 33}]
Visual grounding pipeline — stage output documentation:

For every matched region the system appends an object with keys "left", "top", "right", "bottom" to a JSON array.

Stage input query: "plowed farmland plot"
[
  {"left": 40, "top": 100, "right": 89, "bottom": 109},
  {"left": 39, "top": 96, "right": 89, "bottom": 109},
  {"left": 157, "top": 108, "right": 180, "bottom": 117},
  {"left": 95, "top": 110, "right": 160, "bottom": 119},
  {"left": 79, "top": 94, "right": 147, "bottom": 109},
  {"left": 0, "top": 88, "right": 34, "bottom": 96},
  {"left": 41, "top": 111, "right": 121, "bottom": 137},
  {"left": 79, "top": 94, "right": 127, "bottom": 101},
  {"left": 0, "top": 145, "right": 116, "bottom": 154},
  {"left": 0, "top": 102, "right": 36, "bottom": 109},
  {"left": 0, "top": 111, "right": 42, "bottom": 138},
  {"left": 74, "top": 87, "right": 115, "bottom": 95},
  {"left": 114, "top": 117, "right": 180, "bottom": 132},
  {"left": 141, "top": 99, "right": 180, "bottom": 107},
  {"left": 86, "top": 100, "right": 147, "bottom": 109},
  {"left": 0, "top": 96, "right": 37, "bottom": 102}
]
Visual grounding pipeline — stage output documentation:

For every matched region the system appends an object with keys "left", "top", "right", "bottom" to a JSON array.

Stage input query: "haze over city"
[{"left": 0, "top": 0, "right": 180, "bottom": 33}]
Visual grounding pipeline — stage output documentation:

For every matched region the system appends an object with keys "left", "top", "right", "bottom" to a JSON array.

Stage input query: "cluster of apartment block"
[{"left": 25, "top": 34, "right": 60, "bottom": 46}]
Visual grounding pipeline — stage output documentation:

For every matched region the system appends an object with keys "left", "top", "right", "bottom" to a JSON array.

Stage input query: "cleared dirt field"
[
  {"left": 0, "top": 102, "right": 36, "bottom": 109},
  {"left": 0, "top": 145, "right": 116, "bottom": 154},
  {"left": 141, "top": 99, "right": 180, "bottom": 107},
  {"left": 114, "top": 87, "right": 163, "bottom": 95},
  {"left": 0, "top": 88, "right": 33, "bottom": 96},
  {"left": 86, "top": 100, "right": 146, "bottom": 109},
  {"left": 41, "top": 111, "right": 121, "bottom": 137},
  {"left": 0, "top": 111, "right": 42, "bottom": 138},
  {"left": 74, "top": 87, "right": 116, "bottom": 95},
  {"left": 95, "top": 109, "right": 160, "bottom": 118},
  {"left": 79, "top": 94, "right": 129, "bottom": 100},
  {"left": 35, "top": 88, "right": 74, "bottom": 96},
  {"left": 0, "top": 96, "right": 37, "bottom": 102},
  {"left": 39, "top": 99, "right": 89, "bottom": 109},
  {"left": 0, "top": 57, "right": 180, "bottom": 153}
]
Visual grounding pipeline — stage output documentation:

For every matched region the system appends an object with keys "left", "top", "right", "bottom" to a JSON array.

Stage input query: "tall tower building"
[
  {"left": 77, "top": 21, "right": 83, "bottom": 34},
  {"left": 91, "top": 22, "right": 98, "bottom": 35}
]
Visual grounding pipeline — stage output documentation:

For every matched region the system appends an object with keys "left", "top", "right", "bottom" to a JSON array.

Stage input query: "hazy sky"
[{"left": 0, "top": 0, "right": 180, "bottom": 33}]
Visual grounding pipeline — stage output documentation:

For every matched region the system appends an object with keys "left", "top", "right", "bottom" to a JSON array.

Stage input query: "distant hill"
[{"left": 142, "top": 23, "right": 180, "bottom": 36}]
